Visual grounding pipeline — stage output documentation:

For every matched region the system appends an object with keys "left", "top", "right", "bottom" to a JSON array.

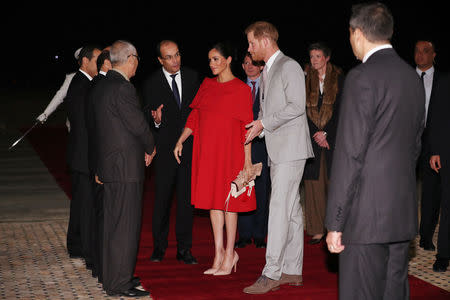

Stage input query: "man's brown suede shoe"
[
  {"left": 279, "top": 273, "right": 303, "bottom": 286},
  {"left": 243, "top": 275, "right": 280, "bottom": 294}
]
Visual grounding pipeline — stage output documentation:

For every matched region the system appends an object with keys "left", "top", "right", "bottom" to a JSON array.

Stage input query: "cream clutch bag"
[{"left": 225, "top": 162, "right": 263, "bottom": 211}]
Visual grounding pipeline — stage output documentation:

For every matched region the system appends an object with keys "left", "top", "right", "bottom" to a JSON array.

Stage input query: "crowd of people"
[{"left": 35, "top": 1, "right": 449, "bottom": 299}]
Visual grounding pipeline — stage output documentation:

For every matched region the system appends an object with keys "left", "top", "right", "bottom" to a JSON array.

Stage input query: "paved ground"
[{"left": 0, "top": 90, "right": 448, "bottom": 299}]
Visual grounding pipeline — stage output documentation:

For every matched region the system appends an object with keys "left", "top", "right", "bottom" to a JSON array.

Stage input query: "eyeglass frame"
[
  {"left": 127, "top": 54, "right": 140, "bottom": 62},
  {"left": 160, "top": 52, "right": 181, "bottom": 61}
]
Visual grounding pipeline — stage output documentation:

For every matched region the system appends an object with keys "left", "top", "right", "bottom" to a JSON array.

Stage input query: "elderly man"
[{"left": 93, "top": 40, "right": 155, "bottom": 298}]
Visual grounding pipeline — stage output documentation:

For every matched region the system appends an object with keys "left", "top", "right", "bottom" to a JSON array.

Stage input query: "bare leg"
[
  {"left": 204, "top": 209, "right": 225, "bottom": 274},
  {"left": 215, "top": 211, "right": 239, "bottom": 275}
]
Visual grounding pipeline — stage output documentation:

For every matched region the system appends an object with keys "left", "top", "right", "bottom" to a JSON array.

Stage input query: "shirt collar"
[
  {"left": 416, "top": 65, "right": 434, "bottom": 76},
  {"left": 162, "top": 67, "right": 181, "bottom": 78},
  {"left": 247, "top": 76, "right": 260, "bottom": 85},
  {"left": 79, "top": 69, "right": 93, "bottom": 81},
  {"left": 99, "top": 70, "right": 107, "bottom": 76},
  {"left": 265, "top": 50, "right": 281, "bottom": 72},
  {"left": 363, "top": 44, "right": 392, "bottom": 63}
]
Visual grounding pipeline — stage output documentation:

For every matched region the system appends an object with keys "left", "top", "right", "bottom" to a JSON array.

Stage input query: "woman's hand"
[
  {"left": 174, "top": 142, "right": 183, "bottom": 164},
  {"left": 313, "top": 131, "right": 330, "bottom": 149}
]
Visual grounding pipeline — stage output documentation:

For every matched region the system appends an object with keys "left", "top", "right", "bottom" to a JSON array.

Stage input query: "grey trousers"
[
  {"left": 262, "top": 159, "right": 305, "bottom": 280},
  {"left": 339, "top": 241, "right": 410, "bottom": 300}
]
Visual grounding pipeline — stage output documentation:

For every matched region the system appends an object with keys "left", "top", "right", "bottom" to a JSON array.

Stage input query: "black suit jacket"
[
  {"left": 248, "top": 80, "right": 268, "bottom": 165},
  {"left": 428, "top": 72, "right": 450, "bottom": 161},
  {"left": 93, "top": 70, "right": 154, "bottom": 182},
  {"left": 65, "top": 70, "right": 91, "bottom": 174},
  {"left": 325, "top": 48, "right": 425, "bottom": 244},
  {"left": 142, "top": 67, "right": 200, "bottom": 164},
  {"left": 419, "top": 69, "right": 442, "bottom": 157},
  {"left": 85, "top": 73, "right": 106, "bottom": 175}
]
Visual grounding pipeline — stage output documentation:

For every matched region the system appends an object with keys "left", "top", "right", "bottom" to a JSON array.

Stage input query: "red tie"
[{"left": 251, "top": 81, "right": 256, "bottom": 103}]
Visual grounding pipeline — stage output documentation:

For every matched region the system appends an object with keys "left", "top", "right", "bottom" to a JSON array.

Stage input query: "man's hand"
[
  {"left": 313, "top": 131, "right": 330, "bottom": 149},
  {"left": 430, "top": 155, "right": 441, "bottom": 173},
  {"left": 245, "top": 120, "right": 263, "bottom": 144},
  {"left": 95, "top": 175, "right": 103, "bottom": 185},
  {"left": 151, "top": 104, "right": 164, "bottom": 124},
  {"left": 145, "top": 148, "right": 156, "bottom": 167},
  {"left": 174, "top": 142, "right": 183, "bottom": 164},
  {"left": 326, "top": 231, "right": 345, "bottom": 253}
]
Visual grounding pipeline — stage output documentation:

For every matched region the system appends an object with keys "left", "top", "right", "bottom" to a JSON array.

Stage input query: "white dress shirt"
[
  {"left": 162, "top": 67, "right": 182, "bottom": 101},
  {"left": 362, "top": 44, "right": 393, "bottom": 63},
  {"left": 416, "top": 66, "right": 434, "bottom": 125}
]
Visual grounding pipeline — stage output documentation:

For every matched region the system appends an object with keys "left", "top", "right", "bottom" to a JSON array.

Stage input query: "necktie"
[
  {"left": 170, "top": 73, "right": 181, "bottom": 108},
  {"left": 421, "top": 72, "right": 426, "bottom": 82},
  {"left": 250, "top": 81, "right": 256, "bottom": 103}
]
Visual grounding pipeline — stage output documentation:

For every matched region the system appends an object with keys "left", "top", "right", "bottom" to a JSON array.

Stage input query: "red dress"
[{"left": 185, "top": 77, "right": 256, "bottom": 212}]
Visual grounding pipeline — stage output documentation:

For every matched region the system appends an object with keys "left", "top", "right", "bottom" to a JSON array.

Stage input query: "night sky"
[{"left": 3, "top": 1, "right": 449, "bottom": 91}]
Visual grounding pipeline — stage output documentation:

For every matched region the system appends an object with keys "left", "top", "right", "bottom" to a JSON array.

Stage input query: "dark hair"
[
  {"left": 308, "top": 42, "right": 332, "bottom": 58},
  {"left": 242, "top": 51, "right": 265, "bottom": 67},
  {"left": 349, "top": 2, "right": 394, "bottom": 43},
  {"left": 96, "top": 50, "right": 111, "bottom": 72},
  {"left": 77, "top": 45, "right": 101, "bottom": 65},
  {"left": 211, "top": 41, "right": 234, "bottom": 59},
  {"left": 415, "top": 38, "right": 436, "bottom": 53},
  {"left": 156, "top": 40, "right": 178, "bottom": 58}
]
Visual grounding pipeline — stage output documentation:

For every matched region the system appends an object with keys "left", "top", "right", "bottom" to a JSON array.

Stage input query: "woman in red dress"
[{"left": 174, "top": 42, "right": 256, "bottom": 275}]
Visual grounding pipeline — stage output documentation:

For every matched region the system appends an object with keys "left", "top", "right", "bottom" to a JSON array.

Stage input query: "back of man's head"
[
  {"left": 96, "top": 50, "right": 111, "bottom": 72},
  {"left": 349, "top": 2, "right": 394, "bottom": 43},
  {"left": 110, "top": 40, "right": 136, "bottom": 67}
]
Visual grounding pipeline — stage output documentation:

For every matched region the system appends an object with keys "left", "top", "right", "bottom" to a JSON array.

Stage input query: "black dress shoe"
[
  {"left": 308, "top": 235, "right": 324, "bottom": 245},
  {"left": 433, "top": 258, "right": 449, "bottom": 272},
  {"left": 110, "top": 287, "right": 150, "bottom": 298},
  {"left": 234, "top": 238, "right": 252, "bottom": 248},
  {"left": 254, "top": 238, "right": 267, "bottom": 248},
  {"left": 176, "top": 249, "right": 198, "bottom": 264},
  {"left": 150, "top": 249, "right": 165, "bottom": 262},
  {"left": 419, "top": 240, "right": 436, "bottom": 251},
  {"left": 131, "top": 276, "right": 141, "bottom": 287}
]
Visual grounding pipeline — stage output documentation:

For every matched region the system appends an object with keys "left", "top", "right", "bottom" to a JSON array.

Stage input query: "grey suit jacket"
[
  {"left": 259, "top": 51, "right": 313, "bottom": 164},
  {"left": 325, "top": 48, "right": 425, "bottom": 244}
]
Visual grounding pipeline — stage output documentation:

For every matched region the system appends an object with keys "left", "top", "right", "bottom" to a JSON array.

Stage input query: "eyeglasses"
[
  {"left": 160, "top": 52, "right": 181, "bottom": 61},
  {"left": 128, "top": 54, "right": 140, "bottom": 62}
]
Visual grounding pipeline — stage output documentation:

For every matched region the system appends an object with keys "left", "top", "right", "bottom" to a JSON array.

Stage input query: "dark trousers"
[
  {"left": 152, "top": 155, "right": 193, "bottom": 252},
  {"left": 103, "top": 181, "right": 143, "bottom": 294},
  {"left": 67, "top": 171, "right": 93, "bottom": 259},
  {"left": 339, "top": 241, "right": 410, "bottom": 300},
  {"left": 437, "top": 159, "right": 450, "bottom": 260},
  {"left": 90, "top": 178, "right": 104, "bottom": 281},
  {"left": 237, "top": 161, "right": 270, "bottom": 240},
  {"left": 419, "top": 156, "right": 441, "bottom": 244}
]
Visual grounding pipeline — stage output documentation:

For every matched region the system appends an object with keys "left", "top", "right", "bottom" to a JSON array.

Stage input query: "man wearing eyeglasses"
[{"left": 142, "top": 40, "right": 201, "bottom": 264}]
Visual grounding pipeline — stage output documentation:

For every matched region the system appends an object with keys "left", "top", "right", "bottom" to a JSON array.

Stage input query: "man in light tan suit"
[{"left": 243, "top": 21, "right": 314, "bottom": 294}]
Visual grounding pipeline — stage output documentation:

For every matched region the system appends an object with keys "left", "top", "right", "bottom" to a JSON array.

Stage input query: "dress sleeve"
[{"left": 185, "top": 78, "right": 207, "bottom": 134}]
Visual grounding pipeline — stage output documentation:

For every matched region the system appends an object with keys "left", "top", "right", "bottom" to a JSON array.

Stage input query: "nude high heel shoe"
[
  {"left": 213, "top": 251, "right": 239, "bottom": 276},
  {"left": 204, "top": 253, "right": 224, "bottom": 274}
]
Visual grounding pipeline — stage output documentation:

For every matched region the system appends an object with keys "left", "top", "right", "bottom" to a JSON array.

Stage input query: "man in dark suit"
[
  {"left": 65, "top": 45, "right": 101, "bottom": 268},
  {"left": 325, "top": 3, "right": 425, "bottom": 299},
  {"left": 415, "top": 39, "right": 442, "bottom": 251},
  {"left": 85, "top": 48, "right": 112, "bottom": 282},
  {"left": 428, "top": 72, "right": 450, "bottom": 272},
  {"left": 93, "top": 40, "right": 155, "bottom": 298},
  {"left": 235, "top": 53, "right": 270, "bottom": 249},
  {"left": 142, "top": 40, "right": 200, "bottom": 264}
]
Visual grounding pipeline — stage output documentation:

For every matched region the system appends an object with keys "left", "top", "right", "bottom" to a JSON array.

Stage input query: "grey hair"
[{"left": 110, "top": 40, "right": 137, "bottom": 67}]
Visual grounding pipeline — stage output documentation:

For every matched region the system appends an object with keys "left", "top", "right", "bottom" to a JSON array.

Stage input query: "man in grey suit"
[
  {"left": 243, "top": 21, "right": 314, "bottom": 294},
  {"left": 325, "top": 3, "right": 425, "bottom": 299}
]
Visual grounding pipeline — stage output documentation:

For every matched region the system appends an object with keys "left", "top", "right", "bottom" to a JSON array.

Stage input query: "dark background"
[{"left": 2, "top": 1, "right": 449, "bottom": 93}]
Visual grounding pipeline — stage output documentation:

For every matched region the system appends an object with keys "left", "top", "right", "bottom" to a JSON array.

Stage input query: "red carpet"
[{"left": 25, "top": 125, "right": 450, "bottom": 299}]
